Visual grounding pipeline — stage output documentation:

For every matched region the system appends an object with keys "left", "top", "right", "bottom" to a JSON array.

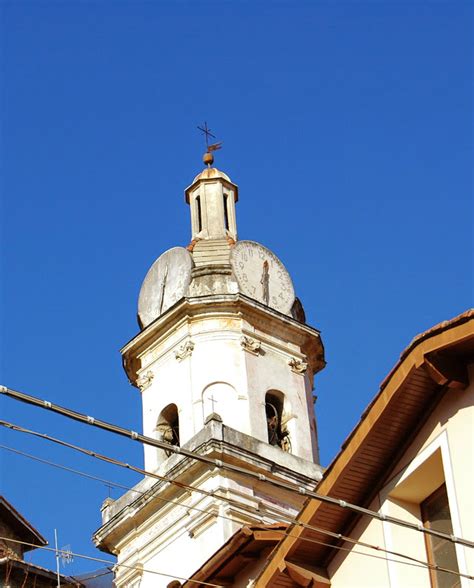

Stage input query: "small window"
[
  {"left": 265, "top": 391, "right": 290, "bottom": 452},
  {"left": 156, "top": 404, "right": 180, "bottom": 456},
  {"left": 195, "top": 196, "right": 202, "bottom": 232},
  {"left": 223, "top": 193, "right": 230, "bottom": 231},
  {"left": 421, "top": 484, "right": 460, "bottom": 588}
]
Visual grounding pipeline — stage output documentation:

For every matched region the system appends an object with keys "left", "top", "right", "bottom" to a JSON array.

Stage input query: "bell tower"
[{"left": 94, "top": 142, "right": 326, "bottom": 587}]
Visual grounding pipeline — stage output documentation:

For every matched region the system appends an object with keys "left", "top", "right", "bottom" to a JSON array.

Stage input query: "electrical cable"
[
  {"left": 0, "top": 423, "right": 254, "bottom": 513},
  {"left": 1, "top": 384, "right": 473, "bottom": 550},
  {"left": 0, "top": 442, "right": 276, "bottom": 531},
  {"left": 0, "top": 444, "right": 137, "bottom": 494},
  {"left": 0, "top": 536, "right": 223, "bottom": 587},
  {"left": 1, "top": 436, "right": 472, "bottom": 582},
  {"left": 0, "top": 513, "right": 469, "bottom": 585},
  {"left": 73, "top": 567, "right": 114, "bottom": 581}
]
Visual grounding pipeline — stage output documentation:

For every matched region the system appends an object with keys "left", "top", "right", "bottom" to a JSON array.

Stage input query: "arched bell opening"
[
  {"left": 156, "top": 403, "right": 180, "bottom": 457},
  {"left": 265, "top": 391, "right": 291, "bottom": 453}
]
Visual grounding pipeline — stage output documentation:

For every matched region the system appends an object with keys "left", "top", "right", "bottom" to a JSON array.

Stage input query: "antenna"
[
  {"left": 54, "top": 529, "right": 74, "bottom": 588},
  {"left": 60, "top": 545, "right": 74, "bottom": 566},
  {"left": 54, "top": 529, "right": 61, "bottom": 588}
]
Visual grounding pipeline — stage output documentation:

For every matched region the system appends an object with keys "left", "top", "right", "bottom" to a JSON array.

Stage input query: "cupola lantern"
[{"left": 185, "top": 167, "right": 238, "bottom": 242}]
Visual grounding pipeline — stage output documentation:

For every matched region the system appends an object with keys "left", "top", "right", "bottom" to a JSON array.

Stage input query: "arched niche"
[
  {"left": 156, "top": 403, "right": 180, "bottom": 458},
  {"left": 265, "top": 390, "right": 291, "bottom": 453},
  {"left": 202, "top": 382, "right": 239, "bottom": 425}
]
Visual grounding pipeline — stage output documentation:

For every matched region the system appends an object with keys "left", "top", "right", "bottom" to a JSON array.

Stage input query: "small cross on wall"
[{"left": 207, "top": 394, "right": 218, "bottom": 413}]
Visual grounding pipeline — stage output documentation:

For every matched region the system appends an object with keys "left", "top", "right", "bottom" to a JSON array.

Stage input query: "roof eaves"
[
  {"left": 254, "top": 309, "right": 474, "bottom": 586},
  {"left": 0, "top": 496, "right": 47, "bottom": 549},
  {"left": 0, "top": 557, "right": 83, "bottom": 586},
  {"left": 183, "top": 523, "right": 288, "bottom": 586}
]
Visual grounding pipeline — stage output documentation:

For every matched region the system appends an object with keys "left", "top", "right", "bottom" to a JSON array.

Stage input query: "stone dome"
[{"left": 192, "top": 167, "right": 232, "bottom": 184}]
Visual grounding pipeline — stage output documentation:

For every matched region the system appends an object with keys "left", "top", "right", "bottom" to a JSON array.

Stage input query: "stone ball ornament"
[
  {"left": 230, "top": 240, "right": 295, "bottom": 315},
  {"left": 138, "top": 247, "right": 194, "bottom": 329}
]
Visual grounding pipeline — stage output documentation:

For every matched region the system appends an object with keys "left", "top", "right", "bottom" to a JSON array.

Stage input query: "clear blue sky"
[{"left": 1, "top": 0, "right": 472, "bottom": 577}]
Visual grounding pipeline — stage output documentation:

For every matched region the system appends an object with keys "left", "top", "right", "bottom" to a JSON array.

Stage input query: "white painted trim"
[
  {"left": 380, "top": 430, "right": 469, "bottom": 587},
  {"left": 395, "top": 431, "right": 446, "bottom": 485},
  {"left": 441, "top": 433, "right": 469, "bottom": 588},
  {"left": 380, "top": 501, "right": 398, "bottom": 587}
]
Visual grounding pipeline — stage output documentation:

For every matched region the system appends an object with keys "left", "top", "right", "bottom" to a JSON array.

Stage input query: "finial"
[{"left": 198, "top": 122, "right": 223, "bottom": 167}]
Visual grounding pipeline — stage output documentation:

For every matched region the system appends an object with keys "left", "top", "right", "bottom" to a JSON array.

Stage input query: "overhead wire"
[
  {"left": 2, "top": 530, "right": 468, "bottom": 587},
  {"left": 1, "top": 384, "right": 473, "bottom": 550},
  {"left": 0, "top": 444, "right": 137, "bottom": 494},
  {"left": 0, "top": 536, "right": 223, "bottom": 587},
  {"left": 0, "top": 470, "right": 469, "bottom": 585},
  {"left": 1, "top": 434, "right": 472, "bottom": 582},
  {"left": 72, "top": 567, "right": 114, "bottom": 581},
  {"left": 0, "top": 442, "right": 282, "bottom": 532},
  {"left": 0, "top": 423, "right": 254, "bottom": 512}
]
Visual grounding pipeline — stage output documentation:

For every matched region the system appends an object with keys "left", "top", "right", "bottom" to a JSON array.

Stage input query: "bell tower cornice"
[{"left": 122, "top": 293, "right": 325, "bottom": 391}]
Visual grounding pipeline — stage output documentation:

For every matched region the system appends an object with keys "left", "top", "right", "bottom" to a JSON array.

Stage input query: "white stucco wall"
[
  {"left": 110, "top": 464, "right": 309, "bottom": 588},
  {"left": 328, "top": 363, "right": 474, "bottom": 588},
  {"left": 137, "top": 312, "right": 318, "bottom": 472}
]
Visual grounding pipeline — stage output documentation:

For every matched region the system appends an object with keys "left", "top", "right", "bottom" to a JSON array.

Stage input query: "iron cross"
[{"left": 197, "top": 122, "right": 216, "bottom": 149}]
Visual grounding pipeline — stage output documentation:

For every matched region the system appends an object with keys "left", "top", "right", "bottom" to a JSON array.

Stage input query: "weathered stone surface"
[
  {"left": 187, "top": 265, "right": 239, "bottom": 297},
  {"left": 138, "top": 246, "right": 193, "bottom": 328},
  {"left": 192, "top": 238, "right": 231, "bottom": 266}
]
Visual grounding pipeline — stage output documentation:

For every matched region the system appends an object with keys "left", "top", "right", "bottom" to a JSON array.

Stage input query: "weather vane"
[{"left": 197, "top": 121, "right": 222, "bottom": 167}]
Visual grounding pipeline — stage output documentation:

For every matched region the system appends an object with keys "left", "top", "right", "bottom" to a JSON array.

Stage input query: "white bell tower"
[{"left": 94, "top": 148, "right": 326, "bottom": 587}]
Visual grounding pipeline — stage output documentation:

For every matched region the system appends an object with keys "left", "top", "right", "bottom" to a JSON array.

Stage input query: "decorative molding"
[
  {"left": 174, "top": 340, "right": 195, "bottom": 361},
  {"left": 136, "top": 370, "right": 154, "bottom": 391},
  {"left": 288, "top": 357, "right": 308, "bottom": 374},
  {"left": 240, "top": 335, "right": 261, "bottom": 355}
]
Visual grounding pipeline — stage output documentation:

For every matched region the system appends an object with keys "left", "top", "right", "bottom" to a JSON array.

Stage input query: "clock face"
[
  {"left": 138, "top": 247, "right": 193, "bottom": 328},
  {"left": 230, "top": 241, "right": 295, "bottom": 314}
]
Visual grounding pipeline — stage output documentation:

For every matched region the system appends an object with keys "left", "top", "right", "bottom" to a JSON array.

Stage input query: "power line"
[
  {"left": 0, "top": 444, "right": 137, "bottom": 495},
  {"left": 0, "top": 507, "right": 470, "bottom": 586},
  {"left": 0, "top": 442, "right": 270, "bottom": 532},
  {"left": 2, "top": 436, "right": 472, "bottom": 582},
  {"left": 1, "top": 384, "right": 473, "bottom": 550},
  {"left": 73, "top": 568, "right": 113, "bottom": 581},
  {"left": 0, "top": 536, "right": 223, "bottom": 587},
  {"left": 0, "top": 422, "right": 247, "bottom": 511}
]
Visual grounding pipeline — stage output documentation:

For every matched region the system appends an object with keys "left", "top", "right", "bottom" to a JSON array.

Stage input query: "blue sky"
[{"left": 1, "top": 0, "right": 472, "bottom": 577}]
